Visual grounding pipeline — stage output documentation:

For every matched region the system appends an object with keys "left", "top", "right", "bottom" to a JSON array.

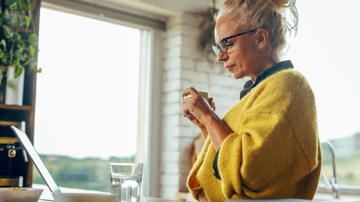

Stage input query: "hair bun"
[
  {"left": 269, "top": 0, "right": 295, "bottom": 11},
  {"left": 268, "top": 0, "right": 298, "bottom": 33}
]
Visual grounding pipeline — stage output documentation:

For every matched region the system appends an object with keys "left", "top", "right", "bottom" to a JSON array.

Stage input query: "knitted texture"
[{"left": 187, "top": 69, "right": 321, "bottom": 201}]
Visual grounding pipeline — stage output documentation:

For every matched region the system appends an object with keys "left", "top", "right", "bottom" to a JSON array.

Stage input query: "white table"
[{"left": 38, "top": 197, "right": 186, "bottom": 202}]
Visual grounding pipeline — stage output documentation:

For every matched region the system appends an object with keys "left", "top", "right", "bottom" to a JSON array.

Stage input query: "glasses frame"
[{"left": 212, "top": 28, "right": 258, "bottom": 56}]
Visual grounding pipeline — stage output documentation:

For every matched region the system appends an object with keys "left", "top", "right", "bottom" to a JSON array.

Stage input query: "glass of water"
[{"left": 110, "top": 163, "right": 143, "bottom": 202}]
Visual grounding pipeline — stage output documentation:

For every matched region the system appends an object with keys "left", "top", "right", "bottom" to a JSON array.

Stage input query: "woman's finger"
[
  {"left": 181, "top": 87, "right": 199, "bottom": 100},
  {"left": 209, "top": 97, "right": 216, "bottom": 111}
]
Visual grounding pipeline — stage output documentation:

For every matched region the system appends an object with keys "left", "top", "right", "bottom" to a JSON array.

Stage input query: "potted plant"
[{"left": 0, "top": 0, "right": 41, "bottom": 104}]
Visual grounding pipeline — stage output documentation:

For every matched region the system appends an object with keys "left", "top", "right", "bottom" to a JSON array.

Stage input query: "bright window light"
[
  {"left": 287, "top": 0, "right": 360, "bottom": 186},
  {"left": 34, "top": 7, "right": 141, "bottom": 191}
]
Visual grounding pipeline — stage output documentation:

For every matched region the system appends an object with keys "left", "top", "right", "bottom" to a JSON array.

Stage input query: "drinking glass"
[{"left": 110, "top": 163, "right": 143, "bottom": 202}]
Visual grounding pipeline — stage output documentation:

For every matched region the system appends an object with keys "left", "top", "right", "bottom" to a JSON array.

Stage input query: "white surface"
[
  {"left": 53, "top": 192, "right": 116, "bottom": 202},
  {"left": 227, "top": 200, "right": 311, "bottom": 202},
  {"left": 0, "top": 188, "right": 43, "bottom": 202},
  {"left": 35, "top": 184, "right": 116, "bottom": 201}
]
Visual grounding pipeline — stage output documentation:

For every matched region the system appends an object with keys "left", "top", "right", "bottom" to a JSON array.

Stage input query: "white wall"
[{"left": 159, "top": 13, "right": 248, "bottom": 199}]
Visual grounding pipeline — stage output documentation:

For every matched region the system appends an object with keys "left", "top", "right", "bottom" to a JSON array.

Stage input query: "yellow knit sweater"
[{"left": 187, "top": 69, "right": 321, "bottom": 201}]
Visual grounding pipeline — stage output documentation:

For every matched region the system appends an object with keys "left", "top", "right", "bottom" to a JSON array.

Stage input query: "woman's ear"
[{"left": 255, "top": 28, "right": 269, "bottom": 50}]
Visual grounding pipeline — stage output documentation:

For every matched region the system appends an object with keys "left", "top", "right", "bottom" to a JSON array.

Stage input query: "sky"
[
  {"left": 34, "top": 0, "right": 360, "bottom": 158},
  {"left": 35, "top": 8, "right": 140, "bottom": 159}
]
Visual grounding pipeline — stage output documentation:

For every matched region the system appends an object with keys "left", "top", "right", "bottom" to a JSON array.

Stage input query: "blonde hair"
[{"left": 215, "top": 0, "right": 298, "bottom": 62}]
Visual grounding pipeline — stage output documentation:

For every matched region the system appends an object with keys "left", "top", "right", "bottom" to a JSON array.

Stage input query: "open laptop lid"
[{"left": 11, "top": 126, "right": 61, "bottom": 193}]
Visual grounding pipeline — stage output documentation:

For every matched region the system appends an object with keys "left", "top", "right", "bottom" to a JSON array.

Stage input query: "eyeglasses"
[{"left": 212, "top": 28, "right": 258, "bottom": 56}]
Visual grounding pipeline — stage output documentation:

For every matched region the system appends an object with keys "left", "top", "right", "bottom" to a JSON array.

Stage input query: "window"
[
  {"left": 287, "top": 0, "right": 360, "bottom": 186},
  {"left": 34, "top": 7, "right": 141, "bottom": 192}
]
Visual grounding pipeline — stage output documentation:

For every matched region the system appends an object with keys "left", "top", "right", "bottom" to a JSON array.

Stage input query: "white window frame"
[
  {"left": 39, "top": 0, "right": 165, "bottom": 197},
  {"left": 137, "top": 29, "right": 163, "bottom": 197}
]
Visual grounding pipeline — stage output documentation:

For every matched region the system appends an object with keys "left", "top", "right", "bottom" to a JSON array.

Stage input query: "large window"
[
  {"left": 287, "top": 0, "right": 360, "bottom": 186},
  {"left": 34, "top": 7, "right": 141, "bottom": 192}
]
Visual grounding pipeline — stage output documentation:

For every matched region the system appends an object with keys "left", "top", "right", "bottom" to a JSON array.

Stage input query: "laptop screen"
[{"left": 11, "top": 126, "right": 60, "bottom": 193}]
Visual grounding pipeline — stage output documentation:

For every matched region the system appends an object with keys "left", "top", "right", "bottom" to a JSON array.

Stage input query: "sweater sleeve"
[
  {"left": 187, "top": 137, "right": 212, "bottom": 200},
  {"left": 218, "top": 113, "right": 307, "bottom": 199}
]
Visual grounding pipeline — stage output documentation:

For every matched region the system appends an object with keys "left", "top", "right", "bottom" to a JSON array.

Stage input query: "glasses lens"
[
  {"left": 219, "top": 41, "right": 227, "bottom": 53},
  {"left": 212, "top": 45, "right": 219, "bottom": 56}
]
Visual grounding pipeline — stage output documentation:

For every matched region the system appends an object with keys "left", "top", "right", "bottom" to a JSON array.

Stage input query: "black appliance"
[{"left": 0, "top": 121, "right": 28, "bottom": 187}]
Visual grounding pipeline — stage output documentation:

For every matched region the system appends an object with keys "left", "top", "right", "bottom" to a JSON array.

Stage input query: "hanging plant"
[
  {"left": 0, "top": 0, "right": 41, "bottom": 88},
  {"left": 197, "top": 7, "right": 218, "bottom": 62}
]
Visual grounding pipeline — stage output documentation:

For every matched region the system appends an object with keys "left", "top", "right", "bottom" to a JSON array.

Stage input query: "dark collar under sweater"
[{"left": 240, "top": 60, "right": 294, "bottom": 99}]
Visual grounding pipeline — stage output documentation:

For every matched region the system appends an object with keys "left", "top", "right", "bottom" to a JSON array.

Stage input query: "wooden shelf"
[
  {"left": 18, "top": 27, "right": 35, "bottom": 34},
  {"left": 0, "top": 104, "right": 32, "bottom": 111}
]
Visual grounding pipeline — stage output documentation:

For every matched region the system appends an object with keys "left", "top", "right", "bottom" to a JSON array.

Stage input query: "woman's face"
[{"left": 215, "top": 15, "right": 263, "bottom": 80}]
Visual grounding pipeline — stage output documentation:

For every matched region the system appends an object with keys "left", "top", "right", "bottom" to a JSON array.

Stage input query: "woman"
[{"left": 182, "top": 0, "right": 321, "bottom": 201}]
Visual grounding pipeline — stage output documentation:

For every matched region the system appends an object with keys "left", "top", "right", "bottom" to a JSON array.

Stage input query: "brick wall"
[{"left": 159, "top": 13, "right": 248, "bottom": 199}]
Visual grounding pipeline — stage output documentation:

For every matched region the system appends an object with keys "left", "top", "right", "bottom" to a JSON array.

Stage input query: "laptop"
[
  {"left": 11, "top": 126, "right": 61, "bottom": 193},
  {"left": 11, "top": 126, "right": 116, "bottom": 202}
]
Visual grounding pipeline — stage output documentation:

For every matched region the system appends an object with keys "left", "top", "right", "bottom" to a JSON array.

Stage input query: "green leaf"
[
  {"left": 8, "top": 3, "right": 18, "bottom": 11},
  {"left": 22, "top": 57, "right": 31, "bottom": 66},
  {"left": 29, "top": 45, "right": 35, "bottom": 56},
  {"left": 28, "top": 0, "right": 32, "bottom": 13},
  {"left": 37, "top": 67, "right": 42, "bottom": 73},
  {"left": 23, "top": 52, "right": 28, "bottom": 59},
  {"left": 3, "top": 25, "right": 14, "bottom": 39},
  {"left": 25, "top": 15, "right": 31, "bottom": 29},
  {"left": 16, "top": 51, "right": 26, "bottom": 61},
  {"left": 31, "top": 58, "right": 37, "bottom": 68},
  {"left": 17, "top": 0, "right": 28, "bottom": 11},
  {"left": 5, "top": 0, "right": 17, "bottom": 7},
  {"left": 17, "top": 46, "right": 24, "bottom": 54},
  {"left": 3, "top": 10, "right": 11, "bottom": 23},
  {"left": 16, "top": 12, "right": 20, "bottom": 25},
  {"left": 28, "top": 34, "right": 38, "bottom": 46},
  {"left": 1, "top": 57, "right": 7, "bottom": 64},
  {"left": 7, "top": 81, "right": 17, "bottom": 89},
  {"left": 9, "top": 42, "right": 14, "bottom": 64},
  {"left": 0, "top": 51, "right": 5, "bottom": 59},
  {"left": 14, "top": 65, "right": 24, "bottom": 78},
  {"left": 0, "top": 39, "right": 6, "bottom": 49},
  {"left": 13, "top": 59, "right": 19, "bottom": 66},
  {"left": 0, "top": 75, "right": 3, "bottom": 86}
]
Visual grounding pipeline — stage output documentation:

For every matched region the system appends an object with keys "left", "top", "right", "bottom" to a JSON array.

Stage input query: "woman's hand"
[
  {"left": 186, "top": 97, "right": 216, "bottom": 139},
  {"left": 182, "top": 88, "right": 215, "bottom": 127},
  {"left": 198, "top": 190, "right": 208, "bottom": 202},
  {"left": 182, "top": 87, "right": 232, "bottom": 150},
  {"left": 188, "top": 98, "right": 215, "bottom": 125}
]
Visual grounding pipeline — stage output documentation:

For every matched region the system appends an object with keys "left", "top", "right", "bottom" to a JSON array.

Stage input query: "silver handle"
[{"left": 321, "top": 141, "right": 340, "bottom": 199}]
